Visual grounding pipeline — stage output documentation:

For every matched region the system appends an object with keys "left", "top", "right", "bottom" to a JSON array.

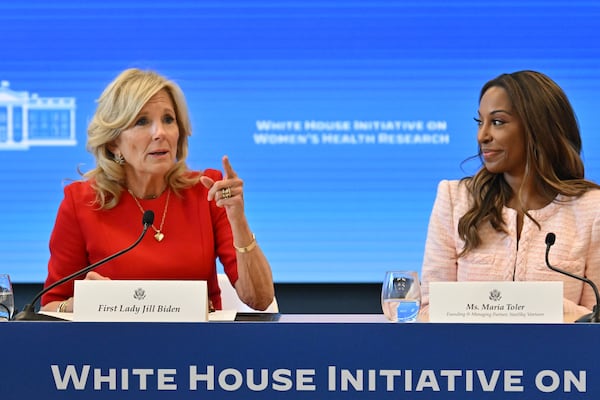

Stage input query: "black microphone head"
[
  {"left": 143, "top": 210, "right": 155, "bottom": 226},
  {"left": 545, "top": 232, "right": 556, "bottom": 246}
]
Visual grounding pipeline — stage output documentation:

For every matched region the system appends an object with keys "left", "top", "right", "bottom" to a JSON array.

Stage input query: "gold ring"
[{"left": 221, "top": 187, "right": 232, "bottom": 199}]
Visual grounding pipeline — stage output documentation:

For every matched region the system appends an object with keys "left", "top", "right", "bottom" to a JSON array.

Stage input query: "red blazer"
[{"left": 42, "top": 169, "right": 237, "bottom": 309}]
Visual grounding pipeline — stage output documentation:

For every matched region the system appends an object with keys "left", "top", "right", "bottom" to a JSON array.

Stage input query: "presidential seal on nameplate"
[
  {"left": 429, "top": 281, "right": 563, "bottom": 323},
  {"left": 73, "top": 280, "right": 208, "bottom": 322}
]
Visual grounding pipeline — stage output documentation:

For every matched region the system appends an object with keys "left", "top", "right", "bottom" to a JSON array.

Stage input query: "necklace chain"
[{"left": 127, "top": 188, "right": 171, "bottom": 242}]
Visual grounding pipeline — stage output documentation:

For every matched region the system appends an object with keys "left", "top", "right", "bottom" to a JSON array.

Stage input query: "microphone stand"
[
  {"left": 545, "top": 233, "right": 600, "bottom": 323},
  {"left": 13, "top": 211, "right": 154, "bottom": 321}
]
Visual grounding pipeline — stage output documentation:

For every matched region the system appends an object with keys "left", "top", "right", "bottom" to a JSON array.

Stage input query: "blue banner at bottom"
[{"left": 1, "top": 319, "right": 597, "bottom": 399}]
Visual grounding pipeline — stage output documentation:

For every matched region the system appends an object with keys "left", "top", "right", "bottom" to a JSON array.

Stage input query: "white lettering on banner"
[
  {"left": 272, "top": 369, "right": 293, "bottom": 391},
  {"left": 536, "top": 370, "right": 586, "bottom": 393},
  {"left": 441, "top": 370, "right": 461, "bottom": 391},
  {"left": 321, "top": 134, "right": 376, "bottom": 144},
  {"left": 304, "top": 120, "right": 351, "bottom": 131},
  {"left": 52, "top": 365, "right": 90, "bottom": 390},
  {"left": 326, "top": 367, "right": 584, "bottom": 393},
  {"left": 353, "top": 120, "right": 425, "bottom": 131},
  {"left": 255, "top": 120, "right": 303, "bottom": 131},
  {"left": 377, "top": 133, "right": 450, "bottom": 144},
  {"left": 189, "top": 365, "right": 316, "bottom": 392},
  {"left": 253, "top": 119, "right": 451, "bottom": 145},
  {"left": 403, "top": 370, "right": 412, "bottom": 391},
  {"left": 255, "top": 120, "right": 448, "bottom": 133},
  {"left": 50, "top": 365, "right": 587, "bottom": 393},
  {"left": 51, "top": 365, "right": 178, "bottom": 391},
  {"left": 253, "top": 134, "right": 320, "bottom": 145},
  {"left": 94, "top": 368, "right": 116, "bottom": 390},
  {"left": 253, "top": 133, "right": 450, "bottom": 145}
]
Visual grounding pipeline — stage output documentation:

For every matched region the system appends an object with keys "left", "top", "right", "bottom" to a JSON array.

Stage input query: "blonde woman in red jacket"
[{"left": 41, "top": 68, "right": 274, "bottom": 313}]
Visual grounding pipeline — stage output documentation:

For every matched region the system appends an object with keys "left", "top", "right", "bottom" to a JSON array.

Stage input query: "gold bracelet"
[
  {"left": 234, "top": 233, "right": 257, "bottom": 253},
  {"left": 57, "top": 300, "right": 68, "bottom": 313}
]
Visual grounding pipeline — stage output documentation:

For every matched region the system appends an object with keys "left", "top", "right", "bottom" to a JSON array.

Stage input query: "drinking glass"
[
  {"left": 381, "top": 270, "right": 421, "bottom": 322},
  {"left": 0, "top": 274, "right": 14, "bottom": 321}
]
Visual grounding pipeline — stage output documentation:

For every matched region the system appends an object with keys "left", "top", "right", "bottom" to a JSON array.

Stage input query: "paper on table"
[
  {"left": 209, "top": 309, "right": 237, "bottom": 321},
  {"left": 38, "top": 311, "right": 72, "bottom": 321},
  {"left": 37, "top": 309, "right": 237, "bottom": 322}
]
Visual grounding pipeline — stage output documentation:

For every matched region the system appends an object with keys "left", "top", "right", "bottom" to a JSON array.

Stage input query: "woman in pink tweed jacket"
[{"left": 421, "top": 71, "right": 600, "bottom": 320}]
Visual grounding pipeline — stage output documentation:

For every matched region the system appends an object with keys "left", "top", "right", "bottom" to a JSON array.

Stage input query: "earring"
[{"left": 114, "top": 153, "right": 125, "bottom": 165}]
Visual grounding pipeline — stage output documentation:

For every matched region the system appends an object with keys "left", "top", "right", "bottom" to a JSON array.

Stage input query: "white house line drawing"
[{"left": 0, "top": 80, "right": 76, "bottom": 150}]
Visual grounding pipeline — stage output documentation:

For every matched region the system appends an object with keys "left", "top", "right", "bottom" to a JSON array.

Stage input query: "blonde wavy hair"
[{"left": 84, "top": 68, "right": 200, "bottom": 209}]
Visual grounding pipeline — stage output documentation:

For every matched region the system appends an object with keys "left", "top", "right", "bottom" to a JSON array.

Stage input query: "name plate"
[
  {"left": 429, "top": 281, "right": 563, "bottom": 323},
  {"left": 73, "top": 280, "right": 208, "bottom": 322}
]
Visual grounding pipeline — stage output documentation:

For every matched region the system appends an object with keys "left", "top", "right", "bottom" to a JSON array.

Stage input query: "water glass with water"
[
  {"left": 0, "top": 274, "right": 14, "bottom": 321},
  {"left": 381, "top": 270, "right": 421, "bottom": 322}
]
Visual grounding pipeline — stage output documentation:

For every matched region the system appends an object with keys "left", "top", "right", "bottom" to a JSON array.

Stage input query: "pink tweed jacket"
[{"left": 421, "top": 179, "right": 600, "bottom": 316}]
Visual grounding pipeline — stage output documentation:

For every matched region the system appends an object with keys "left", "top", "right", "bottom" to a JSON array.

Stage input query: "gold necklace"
[{"left": 127, "top": 188, "right": 171, "bottom": 242}]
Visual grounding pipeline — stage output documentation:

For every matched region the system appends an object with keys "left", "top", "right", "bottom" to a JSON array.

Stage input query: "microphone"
[
  {"left": 13, "top": 210, "right": 154, "bottom": 321},
  {"left": 545, "top": 232, "right": 600, "bottom": 323}
]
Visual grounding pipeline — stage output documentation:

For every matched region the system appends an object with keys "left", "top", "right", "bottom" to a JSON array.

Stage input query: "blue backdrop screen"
[{"left": 1, "top": 1, "right": 599, "bottom": 283}]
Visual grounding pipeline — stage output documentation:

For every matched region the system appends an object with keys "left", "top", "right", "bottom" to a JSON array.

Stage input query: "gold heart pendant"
[{"left": 154, "top": 232, "right": 165, "bottom": 242}]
